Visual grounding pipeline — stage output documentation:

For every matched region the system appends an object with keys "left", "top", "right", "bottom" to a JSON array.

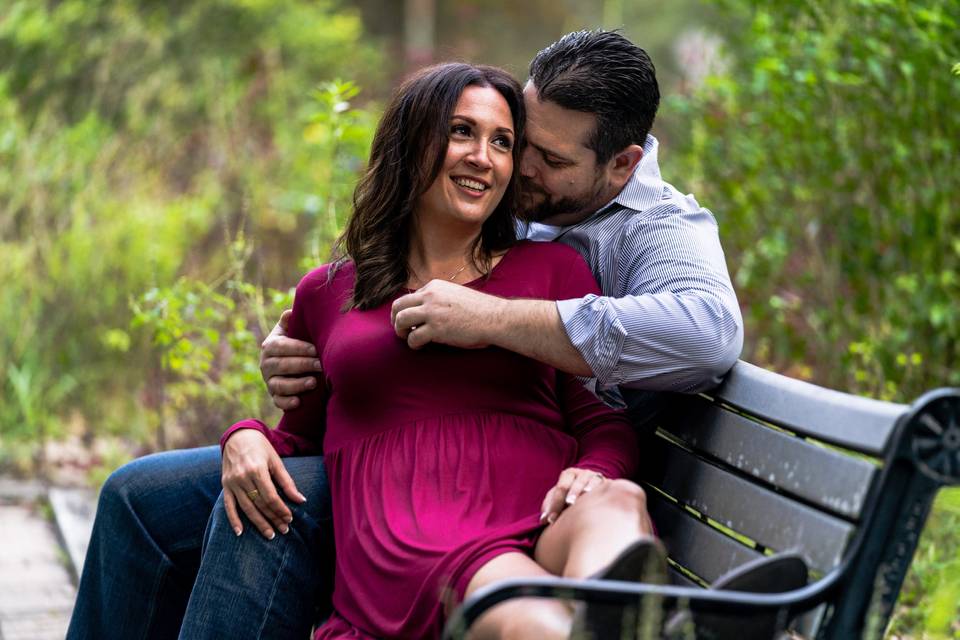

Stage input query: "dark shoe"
[
  {"left": 664, "top": 552, "right": 808, "bottom": 640},
  {"left": 570, "top": 538, "right": 669, "bottom": 640}
]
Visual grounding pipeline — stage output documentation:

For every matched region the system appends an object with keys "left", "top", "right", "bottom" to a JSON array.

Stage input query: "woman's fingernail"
[
  {"left": 313, "top": 360, "right": 322, "bottom": 369},
  {"left": 547, "top": 513, "right": 557, "bottom": 525},
  {"left": 298, "top": 493, "right": 307, "bottom": 503},
  {"left": 539, "top": 511, "right": 548, "bottom": 523},
  {"left": 280, "top": 525, "right": 290, "bottom": 535},
  {"left": 234, "top": 527, "right": 242, "bottom": 536},
  {"left": 305, "top": 377, "right": 316, "bottom": 388},
  {"left": 565, "top": 494, "right": 577, "bottom": 505},
  {"left": 267, "top": 530, "right": 276, "bottom": 540}
]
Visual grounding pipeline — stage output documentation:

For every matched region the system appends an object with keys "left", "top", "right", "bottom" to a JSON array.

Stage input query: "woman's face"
[{"left": 416, "top": 85, "right": 515, "bottom": 231}]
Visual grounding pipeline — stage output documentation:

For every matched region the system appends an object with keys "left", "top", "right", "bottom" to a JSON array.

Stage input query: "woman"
[{"left": 218, "top": 63, "right": 656, "bottom": 639}]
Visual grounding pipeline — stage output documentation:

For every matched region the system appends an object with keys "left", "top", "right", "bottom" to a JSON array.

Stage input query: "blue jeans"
[{"left": 66, "top": 446, "right": 333, "bottom": 640}]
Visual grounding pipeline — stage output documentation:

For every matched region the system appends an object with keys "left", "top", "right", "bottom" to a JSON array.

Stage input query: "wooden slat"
[
  {"left": 711, "top": 361, "right": 906, "bottom": 455},
  {"left": 640, "top": 439, "right": 855, "bottom": 574},
  {"left": 659, "top": 396, "right": 878, "bottom": 520},
  {"left": 667, "top": 566, "right": 702, "bottom": 588},
  {"left": 647, "top": 492, "right": 762, "bottom": 584}
]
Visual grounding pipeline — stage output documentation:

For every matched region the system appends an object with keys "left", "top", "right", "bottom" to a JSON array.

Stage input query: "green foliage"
[
  {"left": 663, "top": 0, "right": 960, "bottom": 400},
  {"left": 128, "top": 235, "right": 294, "bottom": 446},
  {"left": 0, "top": 0, "right": 381, "bottom": 466},
  {"left": 888, "top": 487, "right": 960, "bottom": 638}
]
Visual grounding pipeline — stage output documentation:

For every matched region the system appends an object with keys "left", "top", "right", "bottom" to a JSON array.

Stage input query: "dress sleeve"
[
  {"left": 552, "top": 247, "right": 638, "bottom": 479},
  {"left": 558, "top": 372, "right": 638, "bottom": 479},
  {"left": 219, "top": 271, "right": 328, "bottom": 457}
]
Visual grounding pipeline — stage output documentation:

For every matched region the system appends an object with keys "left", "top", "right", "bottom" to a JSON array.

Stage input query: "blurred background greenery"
[{"left": 0, "top": 0, "right": 957, "bottom": 636}]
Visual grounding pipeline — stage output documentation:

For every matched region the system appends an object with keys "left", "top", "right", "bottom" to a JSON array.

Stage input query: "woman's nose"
[{"left": 465, "top": 142, "right": 492, "bottom": 169}]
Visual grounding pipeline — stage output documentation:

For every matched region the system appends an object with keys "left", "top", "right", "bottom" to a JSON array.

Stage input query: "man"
[
  {"left": 265, "top": 30, "right": 742, "bottom": 415},
  {"left": 69, "top": 30, "right": 741, "bottom": 640}
]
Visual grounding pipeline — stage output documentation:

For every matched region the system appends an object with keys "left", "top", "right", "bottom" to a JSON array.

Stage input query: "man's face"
[{"left": 519, "top": 82, "right": 612, "bottom": 225}]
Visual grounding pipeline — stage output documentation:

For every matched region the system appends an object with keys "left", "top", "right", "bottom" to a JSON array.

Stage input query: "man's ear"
[{"left": 606, "top": 144, "right": 644, "bottom": 189}]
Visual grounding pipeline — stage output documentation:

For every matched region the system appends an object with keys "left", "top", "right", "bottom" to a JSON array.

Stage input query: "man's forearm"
[{"left": 486, "top": 298, "right": 594, "bottom": 376}]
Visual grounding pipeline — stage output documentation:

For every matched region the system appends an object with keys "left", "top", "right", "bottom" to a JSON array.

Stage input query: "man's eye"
[{"left": 545, "top": 157, "right": 565, "bottom": 168}]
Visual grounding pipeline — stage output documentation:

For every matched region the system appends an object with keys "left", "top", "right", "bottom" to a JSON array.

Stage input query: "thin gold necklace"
[{"left": 409, "top": 260, "right": 470, "bottom": 289}]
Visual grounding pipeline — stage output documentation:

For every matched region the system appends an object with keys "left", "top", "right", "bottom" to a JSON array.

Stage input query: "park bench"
[{"left": 444, "top": 360, "right": 960, "bottom": 639}]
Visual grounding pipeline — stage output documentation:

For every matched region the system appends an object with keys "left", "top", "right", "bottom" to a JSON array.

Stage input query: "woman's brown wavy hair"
[{"left": 333, "top": 63, "right": 525, "bottom": 310}]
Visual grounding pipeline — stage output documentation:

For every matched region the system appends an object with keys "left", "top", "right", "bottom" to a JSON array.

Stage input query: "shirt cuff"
[{"left": 556, "top": 295, "right": 628, "bottom": 387}]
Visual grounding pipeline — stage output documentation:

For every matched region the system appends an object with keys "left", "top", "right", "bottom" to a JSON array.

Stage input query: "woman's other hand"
[
  {"left": 221, "top": 429, "right": 307, "bottom": 539},
  {"left": 260, "top": 309, "right": 322, "bottom": 411},
  {"left": 539, "top": 467, "right": 606, "bottom": 525}
]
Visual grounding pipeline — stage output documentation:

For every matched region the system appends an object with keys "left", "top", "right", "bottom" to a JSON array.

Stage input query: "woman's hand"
[
  {"left": 221, "top": 428, "right": 307, "bottom": 539},
  {"left": 539, "top": 467, "right": 606, "bottom": 525}
]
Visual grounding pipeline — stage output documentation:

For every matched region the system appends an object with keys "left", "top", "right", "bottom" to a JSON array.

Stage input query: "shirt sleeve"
[
  {"left": 220, "top": 271, "right": 328, "bottom": 457},
  {"left": 556, "top": 208, "right": 743, "bottom": 393}
]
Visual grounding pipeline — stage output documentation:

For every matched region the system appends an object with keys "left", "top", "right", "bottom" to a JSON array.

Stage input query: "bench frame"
[{"left": 443, "top": 361, "right": 960, "bottom": 639}]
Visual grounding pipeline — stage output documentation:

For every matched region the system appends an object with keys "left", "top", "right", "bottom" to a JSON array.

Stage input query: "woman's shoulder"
[{"left": 294, "top": 260, "right": 355, "bottom": 301}]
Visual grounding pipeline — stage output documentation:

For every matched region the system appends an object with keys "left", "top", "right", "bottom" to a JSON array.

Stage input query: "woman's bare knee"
[
  {"left": 468, "top": 599, "right": 571, "bottom": 640},
  {"left": 597, "top": 479, "right": 647, "bottom": 512}
]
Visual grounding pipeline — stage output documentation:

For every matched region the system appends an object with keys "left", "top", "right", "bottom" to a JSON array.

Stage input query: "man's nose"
[{"left": 519, "top": 144, "right": 536, "bottom": 178}]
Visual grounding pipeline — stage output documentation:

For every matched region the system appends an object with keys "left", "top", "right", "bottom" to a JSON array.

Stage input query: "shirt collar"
[{"left": 595, "top": 134, "right": 664, "bottom": 215}]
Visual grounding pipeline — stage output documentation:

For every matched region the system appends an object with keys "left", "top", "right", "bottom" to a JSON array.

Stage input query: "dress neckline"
[{"left": 401, "top": 241, "right": 521, "bottom": 294}]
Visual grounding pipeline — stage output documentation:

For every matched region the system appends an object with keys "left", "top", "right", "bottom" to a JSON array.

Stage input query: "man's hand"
[
  {"left": 260, "top": 309, "right": 322, "bottom": 410},
  {"left": 221, "top": 428, "right": 307, "bottom": 539},
  {"left": 391, "top": 280, "right": 506, "bottom": 350}
]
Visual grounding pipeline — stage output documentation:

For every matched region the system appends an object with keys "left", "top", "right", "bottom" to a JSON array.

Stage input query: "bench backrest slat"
[
  {"left": 647, "top": 492, "right": 763, "bottom": 583},
  {"left": 640, "top": 436, "right": 856, "bottom": 574},
  {"left": 661, "top": 395, "right": 879, "bottom": 521},
  {"left": 710, "top": 361, "right": 907, "bottom": 455}
]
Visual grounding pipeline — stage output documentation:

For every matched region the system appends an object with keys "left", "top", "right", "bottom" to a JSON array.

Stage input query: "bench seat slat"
[
  {"left": 647, "top": 492, "right": 762, "bottom": 584},
  {"left": 641, "top": 438, "right": 855, "bottom": 574},
  {"left": 709, "top": 361, "right": 906, "bottom": 455},
  {"left": 659, "top": 396, "right": 878, "bottom": 520}
]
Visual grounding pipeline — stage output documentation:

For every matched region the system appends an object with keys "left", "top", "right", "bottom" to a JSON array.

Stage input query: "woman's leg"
[
  {"left": 464, "top": 553, "right": 573, "bottom": 640},
  {"left": 534, "top": 479, "right": 654, "bottom": 579},
  {"left": 179, "top": 455, "right": 334, "bottom": 640},
  {"left": 462, "top": 479, "right": 653, "bottom": 639}
]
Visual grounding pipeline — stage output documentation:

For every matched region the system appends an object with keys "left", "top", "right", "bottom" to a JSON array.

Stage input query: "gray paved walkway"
[{"left": 0, "top": 501, "right": 76, "bottom": 640}]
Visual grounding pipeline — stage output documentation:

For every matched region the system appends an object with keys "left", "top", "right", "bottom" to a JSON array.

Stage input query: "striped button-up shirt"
[{"left": 518, "top": 134, "right": 743, "bottom": 399}]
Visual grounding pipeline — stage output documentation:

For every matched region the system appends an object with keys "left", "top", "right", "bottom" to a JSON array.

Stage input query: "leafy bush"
[
  {"left": 663, "top": 0, "right": 959, "bottom": 401},
  {"left": 0, "top": 1, "right": 381, "bottom": 467}
]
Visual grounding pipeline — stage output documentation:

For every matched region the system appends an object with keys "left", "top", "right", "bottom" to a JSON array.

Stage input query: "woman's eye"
[
  {"left": 492, "top": 136, "right": 513, "bottom": 150},
  {"left": 451, "top": 124, "right": 470, "bottom": 136}
]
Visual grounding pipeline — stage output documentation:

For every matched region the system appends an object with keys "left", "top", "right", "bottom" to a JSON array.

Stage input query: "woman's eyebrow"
[{"left": 451, "top": 114, "right": 514, "bottom": 136}]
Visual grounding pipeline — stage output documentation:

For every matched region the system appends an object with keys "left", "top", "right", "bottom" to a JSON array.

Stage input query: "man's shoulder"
[{"left": 615, "top": 202, "right": 720, "bottom": 237}]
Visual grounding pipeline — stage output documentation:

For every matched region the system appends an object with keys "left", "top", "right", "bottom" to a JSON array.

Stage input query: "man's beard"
[{"left": 518, "top": 176, "right": 603, "bottom": 223}]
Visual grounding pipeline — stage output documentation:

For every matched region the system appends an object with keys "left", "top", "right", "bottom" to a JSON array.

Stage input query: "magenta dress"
[{"left": 222, "top": 240, "right": 638, "bottom": 639}]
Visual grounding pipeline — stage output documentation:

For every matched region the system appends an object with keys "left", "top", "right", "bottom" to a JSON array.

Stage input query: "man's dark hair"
[{"left": 529, "top": 30, "right": 659, "bottom": 164}]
